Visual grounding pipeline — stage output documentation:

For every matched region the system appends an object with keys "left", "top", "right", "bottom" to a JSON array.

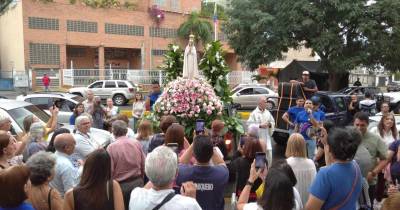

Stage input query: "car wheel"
[{"left": 113, "top": 94, "right": 126, "bottom": 106}]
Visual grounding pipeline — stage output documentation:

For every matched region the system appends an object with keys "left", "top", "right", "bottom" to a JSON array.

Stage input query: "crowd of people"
[{"left": 0, "top": 76, "right": 400, "bottom": 210}]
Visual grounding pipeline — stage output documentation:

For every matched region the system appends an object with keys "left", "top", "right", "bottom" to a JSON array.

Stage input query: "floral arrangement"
[
  {"left": 149, "top": 5, "right": 165, "bottom": 25},
  {"left": 159, "top": 44, "right": 184, "bottom": 82},
  {"left": 154, "top": 77, "right": 223, "bottom": 136}
]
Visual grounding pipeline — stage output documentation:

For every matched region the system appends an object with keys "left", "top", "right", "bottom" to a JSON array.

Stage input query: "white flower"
[
  {"left": 172, "top": 45, "right": 179, "bottom": 52},
  {"left": 206, "top": 44, "right": 211, "bottom": 51},
  {"left": 218, "top": 75, "right": 224, "bottom": 80}
]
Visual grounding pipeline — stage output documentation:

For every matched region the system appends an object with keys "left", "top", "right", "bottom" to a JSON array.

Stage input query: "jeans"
[
  {"left": 44, "top": 85, "right": 49, "bottom": 92},
  {"left": 306, "top": 139, "right": 316, "bottom": 160}
]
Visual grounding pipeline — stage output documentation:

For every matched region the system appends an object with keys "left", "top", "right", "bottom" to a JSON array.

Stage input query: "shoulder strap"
[
  {"left": 152, "top": 192, "right": 175, "bottom": 210},
  {"left": 106, "top": 180, "right": 115, "bottom": 210},
  {"left": 48, "top": 188, "right": 53, "bottom": 210},
  {"left": 329, "top": 162, "right": 359, "bottom": 210}
]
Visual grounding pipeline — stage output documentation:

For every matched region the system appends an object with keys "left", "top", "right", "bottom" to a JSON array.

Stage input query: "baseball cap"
[{"left": 302, "top": 71, "right": 310, "bottom": 75}]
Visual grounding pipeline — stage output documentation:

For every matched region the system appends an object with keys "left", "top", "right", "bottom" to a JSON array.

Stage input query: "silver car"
[
  {"left": 16, "top": 93, "right": 85, "bottom": 124},
  {"left": 232, "top": 84, "right": 278, "bottom": 109},
  {"left": 69, "top": 80, "right": 137, "bottom": 106},
  {"left": 0, "top": 99, "right": 112, "bottom": 146}
]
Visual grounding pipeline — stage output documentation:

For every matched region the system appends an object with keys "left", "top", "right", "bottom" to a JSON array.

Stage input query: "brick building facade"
[{"left": 0, "top": 0, "right": 241, "bottom": 88}]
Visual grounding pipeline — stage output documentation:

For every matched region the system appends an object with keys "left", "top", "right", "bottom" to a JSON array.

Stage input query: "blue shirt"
[
  {"left": 389, "top": 140, "right": 400, "bottom": 176},
  {"left": 309, "top": 161, "right": 362, "bottom": 210},
  {"left": 69, "top": 114, "right": 76, "bottom": 125},
  {"left": 287, "top": 106, "right": 305, "bottom": 121},
  {"left": 176, "top": 164, "right": 229, "bottom": 210},
  {"left": 0, "top": 202, "right": 35, "bottom": 210},
  {"left": 149, "top": 92, "right": 161, "bottom": 109},
  {"left": 50, "top": 151, "right": 80, "bottom": 197}
]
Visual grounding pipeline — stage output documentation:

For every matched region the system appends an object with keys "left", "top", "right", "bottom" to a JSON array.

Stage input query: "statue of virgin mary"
[{"left": 182, "top": 34, "right": 200, "bottom": 79}]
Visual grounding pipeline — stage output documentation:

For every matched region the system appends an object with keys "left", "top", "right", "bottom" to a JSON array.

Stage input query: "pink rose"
[{"left": 207, "top": 110, "right": 212, "bottom": 115}]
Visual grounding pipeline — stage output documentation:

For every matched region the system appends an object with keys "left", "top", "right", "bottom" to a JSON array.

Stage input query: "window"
[
  {"left": 238, "top": 88, "right": 253, "bottom": 95},
  {"left": 105, "top": 81, "right": 116, "bottom": 88},
  {"left": 152, "top": 49, "right": 167, "bottom": 56},
  {"left": 67, "top": 20, "right": 97, "bottom": 33},
  {"left": 254, "top": 88, "right": 269, "bottom": 95},
  {"left": 117, "top": 81, "right": 128, "bottom": 88},
  {"left": 26, "top": 97, "right": 51, "bottom": 110},
  {"left": 89, "top": 81, "right": 103, "bottom": 88},
  {"left": 29, "top": 43, "right": 60, "bottom": 65},
  {"left": 149, "top": 27, "right": 177, "bottom": 38},
  {"left": 28, "top": 17, "right": 59, "bottom": 30},
  {"left": 154, "top": 0, "right": 166, "bottom": 6},
  {"left": 319, "top": 95, "right": 334, "bottom": 113},
  {"left": 334, "top": 97, "right": 347, "bottom": 112},
  {"left": 170, "top": 0, "right": 180, "bottom": 11},
  {"left": 8, "top": 105, "right": 50, "bottom": 132},
  {"left": 105, "top": 23, "right": 144, "bottom": 36}
]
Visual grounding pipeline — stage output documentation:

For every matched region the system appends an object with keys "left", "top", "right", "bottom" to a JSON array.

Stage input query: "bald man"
[
  {"left": 247, "top": 96, "right": 275, "bottom": 165},
  {"left": 50, "top": 133, "right": 80, "bottom": 197}
]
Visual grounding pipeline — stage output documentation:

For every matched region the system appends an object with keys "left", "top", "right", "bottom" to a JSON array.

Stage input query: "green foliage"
[
  {"left": 82, "top": 0, "right": 120, "bottom": 8},
  {"left": 199, "top": 41, "right": 232, "bottom": 103},
  {"left": 38, "top": 0, "right": 54, "bottom": 3},
  {"left": 123, "top": 1, "right": 137, "bottom": 10},
  {"left": 199, "top": 41, "right": 244, "bottom": 135},
  {"left": 200, "top": 2, "right": 227, "bottom": 20},
  {"left": 225, "top": 0, "right": 400, "bottom": 86},
  {"left": 178, "top": 12, "right": 213, "bottom": 46},
  {"left": 69, "top": 0, "right": 76, "bottom": 4},
  {"left": 159, "top": 44, "right": 184, "bottom": 82}
]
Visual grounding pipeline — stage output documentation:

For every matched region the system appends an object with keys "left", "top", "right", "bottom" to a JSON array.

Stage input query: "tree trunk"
[{"left": 328, "top": 71, "right": 349, "bottom": 91}]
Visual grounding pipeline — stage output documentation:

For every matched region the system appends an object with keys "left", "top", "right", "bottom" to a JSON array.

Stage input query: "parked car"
[
  {"left": 16, "top": 92, "right": 85, "bottom": 124},
  {"left": 383, "top": 91, "right": 400, "bottom": 113},
  {"left": 387, "top": 82, "right": 400, "bottom": 92},
  {"left": 69, "top": 80, "right": 138, "bottom": 105},
  {"left": 231, "top": 84, "right": 278, "bottom": 110},
  {"left": 271, "top": 91, "right": 350, "bottom": 145},
  {"left": 0, "top": 99, "right": 112, "bottom": 146},
  {"left": 338, "top": 86, "right": 389, "bottom": 111}
]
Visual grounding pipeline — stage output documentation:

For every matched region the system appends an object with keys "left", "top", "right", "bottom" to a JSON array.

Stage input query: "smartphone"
[
  {"left": 255, "top": 152, "right": 267, "bottom": 169},
  {"left": 195, "top": 119, "right": 205, "bottom": 134},
  {"left": 167, "top": 143, "right": 179, "bottom": 153},
  {"left": 240, "top": 135, "right": 246, "bottom": 147}
]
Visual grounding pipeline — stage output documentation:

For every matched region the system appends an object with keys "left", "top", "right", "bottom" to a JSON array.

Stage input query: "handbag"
[{"left": 329, "top": 162, "right": 360, "bottom": 210}]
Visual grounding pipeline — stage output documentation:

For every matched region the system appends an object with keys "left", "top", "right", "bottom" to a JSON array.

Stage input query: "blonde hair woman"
[{"left": 286, "top": 133, "right": 316, "bottom": 205}]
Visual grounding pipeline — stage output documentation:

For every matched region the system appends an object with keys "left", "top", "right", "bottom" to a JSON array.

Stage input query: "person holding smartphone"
[
  {"left": 247, "top": 96, "right": 275, "bottom": 165},
  {"left": 177, "top": 135, "right": 229, "bottom": 210}
]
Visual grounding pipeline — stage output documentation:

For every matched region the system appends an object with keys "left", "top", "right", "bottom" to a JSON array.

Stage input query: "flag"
[{"left": 213, "top": 2, "right": 218, "bottom": 41}]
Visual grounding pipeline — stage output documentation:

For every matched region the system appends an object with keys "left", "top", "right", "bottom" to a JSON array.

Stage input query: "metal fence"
[{"left": 63, "top": 69, "right": 257, "bottom": 87}]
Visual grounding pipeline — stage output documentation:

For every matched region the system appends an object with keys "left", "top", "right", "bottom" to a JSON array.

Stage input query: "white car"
[
  {"left": 69, "top": 80, "right": 138, "bottom": 106},
  {"left": 0, "top": 99, "right": 112, "bottom": 146},
  {"left": 16, "top": 92, "right": 84, "bottom": 125},
  {"left": 231, "top": 84, "right": 278, "bottom": 109},
  {"left": 383, "top": 91, "right": 400, "bottom": 113}
]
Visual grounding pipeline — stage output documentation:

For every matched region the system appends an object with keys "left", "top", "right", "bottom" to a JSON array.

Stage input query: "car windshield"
[
  {"left": 7, "top": 105, "right": 50, "bottom": 130},
  {"left": 338, "top": 87, "right": 353, "bottom": 94},
  {"left": 72, "top": 95, "right": 85, "bottom": 103}
]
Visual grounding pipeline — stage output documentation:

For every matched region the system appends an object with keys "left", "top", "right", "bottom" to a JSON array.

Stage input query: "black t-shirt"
[{"left": 298, "top": 79, "right": 317, "bottom": 99}]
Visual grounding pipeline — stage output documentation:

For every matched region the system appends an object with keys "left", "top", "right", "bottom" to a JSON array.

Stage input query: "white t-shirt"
[
  {"left": 287, "top": 157, "right": 317, "bottom": 205},
  {"left": 129, "top": 188, "right": 201, "bottom": 210},
  {"left": 243, "top": 187, "right": 303, "bottom": 210}
]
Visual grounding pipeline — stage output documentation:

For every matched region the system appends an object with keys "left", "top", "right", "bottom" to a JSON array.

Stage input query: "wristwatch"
[{"left": 246, "top": 180, "right": 254, "bottom": 187}]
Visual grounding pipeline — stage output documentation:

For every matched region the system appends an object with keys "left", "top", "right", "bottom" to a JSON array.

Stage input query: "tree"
[
  {"left": 224, "top": 0, "right": 400, "bottom": 90},
  {"left": 178, "top": 12, "right": 213, "bottom": 45},
  {"left": 159, "top": 44, "right": 184, "bottom": 82},
  {"left": 199, "top": 41, "right": 232, "bottom": 103}
]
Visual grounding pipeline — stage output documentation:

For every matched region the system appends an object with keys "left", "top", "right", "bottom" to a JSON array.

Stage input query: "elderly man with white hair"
[
  {"left": 72, "top": 115, "right": 100, "bottom": 162},
  {"left": 247, "top": 96, "right": 275, "bottom": 165},
  {"left": 0, "top": 113, "right": 12, "bottom": 132},
  {"left": 129, "top": 146, "right": 201, "bottom": 210}
]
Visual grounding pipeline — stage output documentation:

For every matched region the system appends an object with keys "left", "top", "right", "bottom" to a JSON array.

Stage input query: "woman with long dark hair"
[
  {"left": 63, "top": 149, "right": 124, "bottom": 210},
  {"left": 69, "top": 103, "right": 85, "bottom": 126},
  {"left": 371, "top": 113, "right": 398, "bottom": 147},
  {"left": 229, "top": 136, "right": 263, "bottom": 202}
]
